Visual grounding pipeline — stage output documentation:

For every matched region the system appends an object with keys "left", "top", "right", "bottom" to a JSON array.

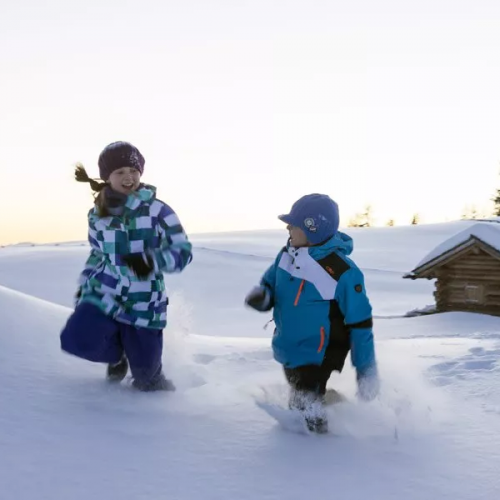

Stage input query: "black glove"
[
  {"left": 245, "top": 286, "right": 273, "bottom": 312},
  {"left": 123, "top": 253, "right": 154, "bottom": 279}
]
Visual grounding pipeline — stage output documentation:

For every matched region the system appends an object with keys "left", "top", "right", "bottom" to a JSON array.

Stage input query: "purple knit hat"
[{"left": 98, "top": 141, "right": 145, "bottom": 181}]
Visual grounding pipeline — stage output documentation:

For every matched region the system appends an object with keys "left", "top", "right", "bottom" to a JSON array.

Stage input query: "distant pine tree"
[
  {"left": 348, "top": 205, "right": 373, "bottom": 228},
  {"left": 461, "top": 205, "right": 480, "bottom": 220},
  {"left": 492, "top": 190, "right": 500, "bottom": 216},
  {"left": 461, "top": 206, "right": 470, "bottom": 220}
]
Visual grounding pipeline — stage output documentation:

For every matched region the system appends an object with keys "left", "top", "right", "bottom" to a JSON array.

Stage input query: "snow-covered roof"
[
  {"left": 473, "top": 216, "right": 500, "bottom": 223},
  {"left": 414, "top": 222, "right": 500, "bottom": 271}
]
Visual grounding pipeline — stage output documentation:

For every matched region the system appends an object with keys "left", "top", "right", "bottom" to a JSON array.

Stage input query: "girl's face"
[
  {"left": 288, "top": 225, "right": 309, "bottom": 248},
  {"left": 108, "top": 166, "right": 141, "bottom": 194}
]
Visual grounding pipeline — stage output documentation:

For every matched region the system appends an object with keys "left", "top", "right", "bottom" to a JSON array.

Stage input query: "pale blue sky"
[{"left": 1, "top": 0, "right": 500, "bottom": 244}]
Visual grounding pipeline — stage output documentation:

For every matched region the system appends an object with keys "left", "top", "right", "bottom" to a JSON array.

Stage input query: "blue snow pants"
[{"left": 60, "top": 302, "right": 163, "bottom": 387}]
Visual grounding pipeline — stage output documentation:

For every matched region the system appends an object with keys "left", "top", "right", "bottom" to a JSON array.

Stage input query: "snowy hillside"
[{"left": 1, "top": 221, "right": 500, "bottom": 499}]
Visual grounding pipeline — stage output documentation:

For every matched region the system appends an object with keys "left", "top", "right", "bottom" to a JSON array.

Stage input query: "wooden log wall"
[{"left": 433, "top": 248, "right": 500, "bottom": 316}]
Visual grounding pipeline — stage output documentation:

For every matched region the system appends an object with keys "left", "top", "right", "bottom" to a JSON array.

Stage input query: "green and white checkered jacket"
[{"left": 77, "top": 184, "right": 192, "bottom": 330}]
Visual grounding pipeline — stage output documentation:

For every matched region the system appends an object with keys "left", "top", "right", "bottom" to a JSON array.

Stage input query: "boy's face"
[{"left": 287, "top": 225, "right": 309, "bottom": 248}]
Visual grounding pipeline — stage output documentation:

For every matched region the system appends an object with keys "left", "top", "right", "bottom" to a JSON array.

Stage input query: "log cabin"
[{"left": 404, "top": 223, "right": 500, "bottom": 316}]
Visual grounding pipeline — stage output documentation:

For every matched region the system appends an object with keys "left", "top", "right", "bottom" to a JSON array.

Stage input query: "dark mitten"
[
  {"left": 245, "top": 286, "right": 272, "bottom": 312},
  {"left": 123, "top": 253, "right": 154, "bottom": 279}
]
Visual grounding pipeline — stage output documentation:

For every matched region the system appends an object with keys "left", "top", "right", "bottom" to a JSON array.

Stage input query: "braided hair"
[
  {"left": 74, "top": 163, "right": 107, "bottom": 192},
  {"left": 74, "top": 163, "right": 110, "bottom": 217}
]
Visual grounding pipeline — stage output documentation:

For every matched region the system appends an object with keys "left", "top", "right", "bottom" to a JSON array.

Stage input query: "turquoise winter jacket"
[{"left": 261, "top": 232, "right": 376, "bottom": 371}]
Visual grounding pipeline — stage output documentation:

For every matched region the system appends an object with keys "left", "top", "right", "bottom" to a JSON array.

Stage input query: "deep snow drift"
[{"left": 1, "top": 221, "right": 500, "bottom": 499}]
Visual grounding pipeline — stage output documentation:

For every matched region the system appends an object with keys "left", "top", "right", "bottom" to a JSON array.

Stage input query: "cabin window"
[{"left": 464, "top": 285, "right": 483, "bottom": 303}]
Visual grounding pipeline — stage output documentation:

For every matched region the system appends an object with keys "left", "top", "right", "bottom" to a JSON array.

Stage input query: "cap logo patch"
[{"left": 304, "top": 218, "right": 317, "bottom": 232}]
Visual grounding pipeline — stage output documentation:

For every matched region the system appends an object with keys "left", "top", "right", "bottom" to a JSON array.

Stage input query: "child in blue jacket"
[
  {"left": 245, "top": 194, "right": 379, "bottom": 433},
  {"left": 60, "top": 141, "right": 192, "bottom": 391}
]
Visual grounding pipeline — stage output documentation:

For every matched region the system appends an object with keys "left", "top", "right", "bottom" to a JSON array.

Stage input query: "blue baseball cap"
[{"left": 279, "top": 194, "right": 340, "bottom": 245}]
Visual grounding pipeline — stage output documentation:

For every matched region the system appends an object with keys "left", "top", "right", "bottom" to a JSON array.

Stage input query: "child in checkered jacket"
[{"left": 60, "top": 141, "right": 193, "bottom": 391}]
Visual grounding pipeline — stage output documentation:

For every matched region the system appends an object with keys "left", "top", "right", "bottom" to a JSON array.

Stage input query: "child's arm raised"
[{"left": 148, "top": 203, "right": 192, "bottom": 274}]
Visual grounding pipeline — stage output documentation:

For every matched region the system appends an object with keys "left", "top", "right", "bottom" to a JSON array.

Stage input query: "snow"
[
  {"left": 414, "top": 221, "right": 500, "bottom": 270},
  {"left": 1, "top": 221, "right": 500, "bottom": 499}
]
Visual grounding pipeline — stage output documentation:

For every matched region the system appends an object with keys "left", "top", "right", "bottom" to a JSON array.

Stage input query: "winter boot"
[
  {"left": 289, "top": 389, "right": 328, "bottom": 434},
  {"left": 132, "top": 371, "right": 176, "bottom": 392},
  {"left": 303, "top": 397, "right": 328, "bottom": 434},
  {"left": 305, "top": 414, "right": 329, "bottom": 434},
  {"left": 106, "top": 354, "right": 129, "bottom": 382},
  {"left": 322, "top": 388, "right": 347, "bottom": 406}
]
